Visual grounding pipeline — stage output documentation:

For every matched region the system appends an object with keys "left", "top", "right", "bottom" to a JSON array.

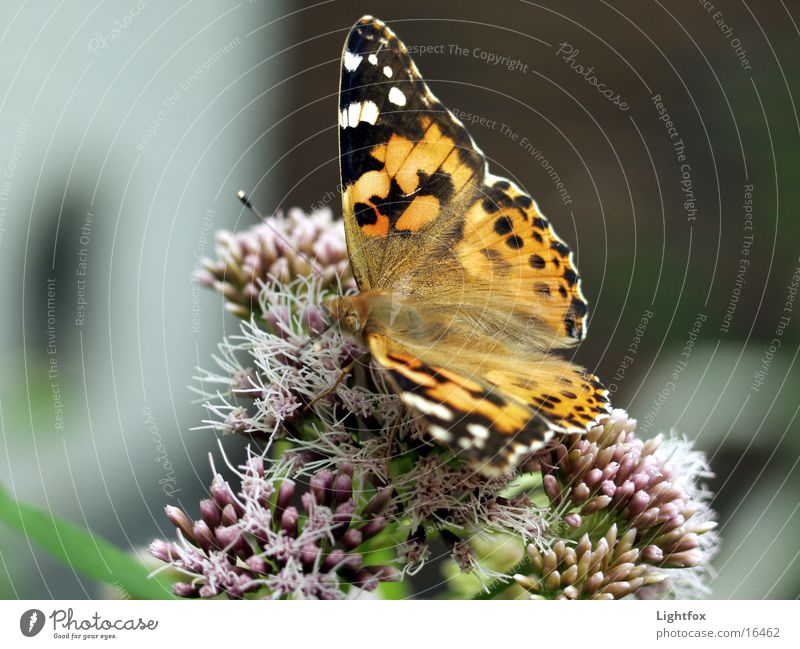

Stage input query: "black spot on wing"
[
  {"left": 529, "top": 254, "right": 545, "bottom": 269},
  {"left": 563, "top": 316, "right": 578, "bottom": 339},
  {"left": 416, "top": 169, "right": 455, "bottom": 206},
  {"left": 481, "top": 185, "right": 514, "bottom": 213},
  {"left": 369, "top": 178, "right": 413, "bottom": 225},
  {"left": 480, "top": 184, "right": 535, "bottom": 222},
  {"left": 494, "top": 216, "right": 513, "bottom": 235},
  {"left": 532, "top": 216, "right": 548, "bottom": 229},
  {"left": 569, "top": 297, "right": 588, "bottom": 317},
  {"left": 516, "top": 194, "right": 533, "bottom": 209},
  {"left": 505, "top": 235, "right": 524, "bottom": 249},
  {"left": 368, "top": 170, "right": 455, "bottom": 234},
  {"left": 563, "top": 268, "right": 578, "bottom": 287},
  {"left": 354, "top": 203, "right": 377, "bottom": 226}
]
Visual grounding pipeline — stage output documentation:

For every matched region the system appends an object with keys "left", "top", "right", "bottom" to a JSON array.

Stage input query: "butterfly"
[{"left": 324, "top": 16, "right": 610, "bottom": 475}]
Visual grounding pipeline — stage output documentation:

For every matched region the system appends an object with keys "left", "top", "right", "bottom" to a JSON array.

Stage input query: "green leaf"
[{"left": 0, "top": 484, "right": 176, "bottom": 599}]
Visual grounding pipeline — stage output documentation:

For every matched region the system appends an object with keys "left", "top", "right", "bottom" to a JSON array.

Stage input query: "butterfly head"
[{"left": 322, "top": 295, "right": 370, "bottom": 339}]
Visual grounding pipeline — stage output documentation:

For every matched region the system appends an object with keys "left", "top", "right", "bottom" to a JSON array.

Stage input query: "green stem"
[{"left": 470, "top": 556, "right": 531, "bottom": 600}]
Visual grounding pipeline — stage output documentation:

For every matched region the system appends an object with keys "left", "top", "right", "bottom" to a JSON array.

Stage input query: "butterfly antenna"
[
  {"left": 235, "top": 190, "right": 326, "bottom": 277},
  {"left": 236, "top": 190, "right": 267, "bottom": 220}
]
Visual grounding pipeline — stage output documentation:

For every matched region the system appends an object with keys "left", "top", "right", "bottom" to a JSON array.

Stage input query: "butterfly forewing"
[
  {"left": 339, "top": 16, "right": 485, "bottom": 290},
  {"left": 339, "top": 16, "right": 588, "bottom": 343}
]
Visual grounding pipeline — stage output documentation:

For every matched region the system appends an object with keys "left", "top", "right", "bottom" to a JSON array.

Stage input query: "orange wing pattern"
[
  {"left": 368, "top": 333, "right": 609, "bottom": 473},
  {"left": 454, "top": 177, "right": 590, "bottom": 342}
]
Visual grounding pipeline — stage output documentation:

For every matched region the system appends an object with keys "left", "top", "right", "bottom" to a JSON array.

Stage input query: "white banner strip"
[{"left": 0, "top": 599, "right": 797, "bottom": 647}]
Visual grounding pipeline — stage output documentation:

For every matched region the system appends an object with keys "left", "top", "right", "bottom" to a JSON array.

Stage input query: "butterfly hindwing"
[
  {"left": 367, "top": 333, "right": 609, "bottom": 473},
  {"left": 368, "top": 333, "right": 549, "bottom": 473}
]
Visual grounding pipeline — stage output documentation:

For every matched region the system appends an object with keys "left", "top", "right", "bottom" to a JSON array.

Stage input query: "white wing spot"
[
  {"left": 401, "top": 392, "right": 453, "bottom": 421},
  {"left": 360, "top": 100, "right": 380, "bottom": 125},
  {"left": 343, "top": 50, "right": 362, "bottom": 72},
  {"left": 347, "top": 102, "right": 361, "bottom": 127},
  {"left": 388, "top": 86, "right": 407, "bottom": 106},
  {"left": 466, "top": 423, "right": 490, "bottom": 440},
  {"left": 383, "top": 65, "right": 393, "bottom": 78},
  {"left": 340, "top": 101, "right": 380, "bottom": 128},
  {"left": 429, "top": 425, "right": 453, "bottom": 443},
  {"left": 368, "top": 54, "right": 378, "bottom": 65}
]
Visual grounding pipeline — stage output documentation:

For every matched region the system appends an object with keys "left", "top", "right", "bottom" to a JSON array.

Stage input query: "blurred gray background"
[{"left": 1, "top": 0, "right": 798, "bottom": 599}]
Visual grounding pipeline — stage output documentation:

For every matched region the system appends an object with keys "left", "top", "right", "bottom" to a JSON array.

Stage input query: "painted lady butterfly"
[{"left": 325, "top": 16, "right": 610, "bottom": 474}]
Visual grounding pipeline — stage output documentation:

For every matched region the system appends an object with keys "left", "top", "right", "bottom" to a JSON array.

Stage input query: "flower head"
[
  {"left": 151, "top": 451, "right": 399, "bottom": 599},
  {"left": 515, "top": 409, "right": 717, "bottom": 599},
  {"left": 195, "top": 207, "right": 353, "bottom": 319},
  {"left": 182, "top": 208, "right": 719, "bottom": 600}
]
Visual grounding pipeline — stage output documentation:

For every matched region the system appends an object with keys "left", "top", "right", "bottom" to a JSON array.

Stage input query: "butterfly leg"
[
  {"left": 299, "top": 324, "right": 333, "bottom": 351},
  {"left": 384, "top": 426, "right": 396, "bottom": 477},
  {"left": 304, "top": 351, "right": 370, "bottom": 412}
]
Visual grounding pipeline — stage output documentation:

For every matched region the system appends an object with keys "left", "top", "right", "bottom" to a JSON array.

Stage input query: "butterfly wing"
[
  {"left": 367, "top": 332, "right": 609, "bottom": 474},
  {"left": 339, "top": 16, "right": 588, "bottom": 344},
  {"left": 444, "top": 177, "right": 590, "bottom": 344}
]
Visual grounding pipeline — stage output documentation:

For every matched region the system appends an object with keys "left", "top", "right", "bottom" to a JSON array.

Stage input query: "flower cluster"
[
  {"left": 151, "top": 453, "right": 399, "bottom": 599},
  {"left": 399, "top": 456, "right": 547, "bottom": 546},
  {"left": 515, "top": 409, "right": 717, "bottom": 598},
  {"left": 195, "top": 206, "right": 352, "bottom": 319},
  {"left": 152, "top": 206, "right": 719, "bottom": 600},
  {"left": 515, "top": 526, "right": 669, "bottom": 599}
]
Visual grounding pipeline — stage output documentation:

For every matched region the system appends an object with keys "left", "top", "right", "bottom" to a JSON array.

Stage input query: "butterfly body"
[
  {"left": 331, "top": 16, "right": 610, "bottom": 474},
  {"left": 324, "top": 291, "right": 423, "bottom": 346}
]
